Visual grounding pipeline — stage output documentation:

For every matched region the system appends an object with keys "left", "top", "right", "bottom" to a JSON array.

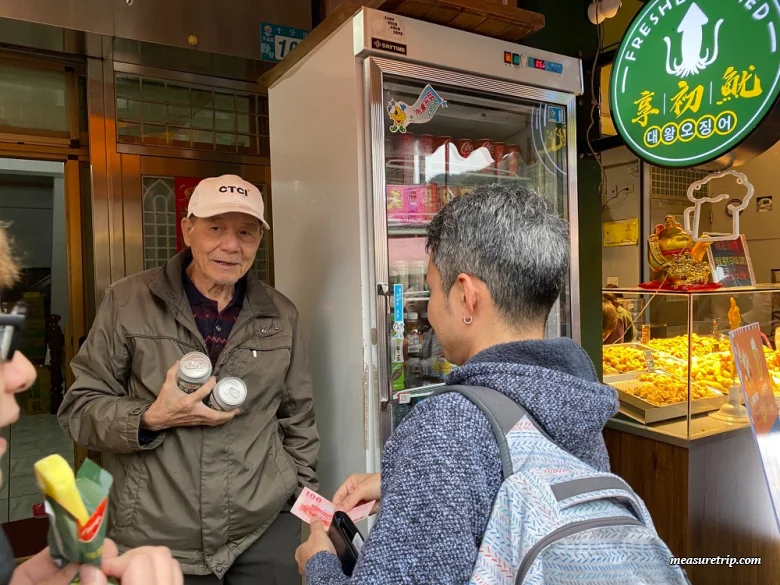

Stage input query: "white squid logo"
[{"left": 664, "top": 3, "right": 724, "bottom": 78}]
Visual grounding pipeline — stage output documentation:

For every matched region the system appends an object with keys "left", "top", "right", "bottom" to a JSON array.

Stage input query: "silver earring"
[{"left": 463, "top": 316, "right": 473, "bottom": 325}]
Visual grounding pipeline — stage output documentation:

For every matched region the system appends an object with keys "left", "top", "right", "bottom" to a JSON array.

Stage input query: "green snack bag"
[{"left": 35, "top": 455, "right": 118, "bottom": 584}]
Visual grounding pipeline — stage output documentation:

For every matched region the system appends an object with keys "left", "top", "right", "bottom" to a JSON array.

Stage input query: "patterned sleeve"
[{"left": 305, "top": 394, "right": 502, "bottom": 585}]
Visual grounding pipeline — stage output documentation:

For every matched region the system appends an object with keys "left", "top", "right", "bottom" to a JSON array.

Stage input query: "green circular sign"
[{"left": 610, "top": 0, "right": 780, "bottom": 169}]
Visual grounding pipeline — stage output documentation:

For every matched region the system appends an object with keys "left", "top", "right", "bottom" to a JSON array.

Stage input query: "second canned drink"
[
  {"left": 454, "top": 138, "right": 473, "bottom": 160},
  {"left": 177, "top": 352, "right": 212, "bottom": 394},
  {"left": 208, "top": 377, "right": 247, "bottom": 411}
]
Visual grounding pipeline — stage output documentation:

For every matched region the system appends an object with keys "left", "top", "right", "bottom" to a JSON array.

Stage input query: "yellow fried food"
[
  {"left": 602, "top": 345, "right": 646, "bottom": 374},
  {"left": 638, "top": 334, "right": 780, "bottom": 393},
  {"left": 613, "top": 372, "right": 715, "bottom": 406},
  {"left": 646, "top": 334, "right": 728, "bottom": 359}
]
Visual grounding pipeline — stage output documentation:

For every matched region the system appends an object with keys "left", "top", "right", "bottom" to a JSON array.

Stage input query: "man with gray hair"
[
  {"left": 59, "top": 175, "right": 319, "bottom": 585},
  {"left": 296, "top": 183, "right": 619, "bottom": 584}
]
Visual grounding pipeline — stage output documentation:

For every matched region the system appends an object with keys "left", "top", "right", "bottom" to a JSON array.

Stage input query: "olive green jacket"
[{"left": 58, "top": 251, "right": 319, "bottom": 576}]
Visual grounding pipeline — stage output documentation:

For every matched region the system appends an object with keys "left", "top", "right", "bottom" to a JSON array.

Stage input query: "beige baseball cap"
[{"left": 187, "top": 174, "right": 270, "bottom": 229}]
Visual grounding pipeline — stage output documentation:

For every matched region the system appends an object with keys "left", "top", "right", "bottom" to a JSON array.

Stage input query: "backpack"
[{"left": 433, "top": 385, "right": 689, "bottom": 585}]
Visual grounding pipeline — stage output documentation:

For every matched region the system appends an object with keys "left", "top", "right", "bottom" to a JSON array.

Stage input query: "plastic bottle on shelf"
[
  {"left": 408, "top": 261, "right": 427, "bottom": 293},
  {"left": 429, "top": 331, "right": 449, "bottom": 381},
  {"left": 405, "top": 313, "right": 424, "bottom": 388},
  {"left": 389, "top": 313, "right": 405, "bottom": 392}
]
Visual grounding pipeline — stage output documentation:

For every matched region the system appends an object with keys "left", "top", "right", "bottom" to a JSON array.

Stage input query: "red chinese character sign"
[
  {"left": 174, "top": 177, "right": 201, "bottom": 251},
  {"left": 729, "top": 322, "right": 780, "bottom": 534},
  {"left": 386, "top": 84, "right": 447, "bottom": 133},
  {"left": 610, "top": 1, "right": 780, "bottom": 168}
]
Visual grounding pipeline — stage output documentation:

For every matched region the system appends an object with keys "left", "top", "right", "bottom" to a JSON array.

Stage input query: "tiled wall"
[{"left": 0, "top": 412, "right": 73, "bottom": 523}]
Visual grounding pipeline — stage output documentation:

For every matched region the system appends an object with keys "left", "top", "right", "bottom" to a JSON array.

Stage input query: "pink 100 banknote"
[{"left": 291, "top": 487, "right": 376, "bottom": 529}]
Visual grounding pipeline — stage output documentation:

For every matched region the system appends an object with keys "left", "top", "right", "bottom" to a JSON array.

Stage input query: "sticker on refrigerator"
[
  {"left": 370, "top": 13, "right": 407, "bottom": 55},
  {"left": 547, "top": 106, "right": 565, "bottom": 124},
  {"left": 371, "top": 14, "right": 406, "bottom": 43},
  {"left": 387, "top": 85, "right": 447, "bottom": 133},
  {"left": 393, "top": 284, "right": 404, "bottom": 338}
]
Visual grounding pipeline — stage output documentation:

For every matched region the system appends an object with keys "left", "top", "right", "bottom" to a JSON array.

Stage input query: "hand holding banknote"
[
  {"left": 333, "top": 473, "right": 381, "bottom": 515},
  {"left": 291, "top": 487, "right": 375, "bottom": 530}
]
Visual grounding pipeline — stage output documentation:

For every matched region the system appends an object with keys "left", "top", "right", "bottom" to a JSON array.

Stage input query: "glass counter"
[{"left": 602, "top": 285, "right": 780, "bottom": 442}]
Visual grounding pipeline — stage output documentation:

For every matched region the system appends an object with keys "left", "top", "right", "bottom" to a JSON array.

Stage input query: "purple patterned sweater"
[{"left": 305, "top": 337, "right": 619, "bottom": 584}]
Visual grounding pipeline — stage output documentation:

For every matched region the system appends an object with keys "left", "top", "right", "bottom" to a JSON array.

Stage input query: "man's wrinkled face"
[{"left": 182, "top": 213, "right": 262, "bottom": 285}]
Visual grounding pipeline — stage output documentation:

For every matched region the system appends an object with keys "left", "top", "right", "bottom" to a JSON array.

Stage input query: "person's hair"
[
  {"left": 425, "top": 184, "right": 569, "bottom": 328},
  {"left": 605, "top": 283, "right": 624, "bottom": 299},
  {"left": 0, "top": 224, "right": 19, "bottom": 289},
  {"left": 602, "top": 300, "right": 618, "bottom": 337},
  {"left": 603, "top": 292, "right": 620, "bottom": 309}
]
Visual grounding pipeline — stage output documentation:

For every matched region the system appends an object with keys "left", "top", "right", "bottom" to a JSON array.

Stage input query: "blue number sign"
[{"left": 261, "top": 23, "right": 309, "bottom": 63}]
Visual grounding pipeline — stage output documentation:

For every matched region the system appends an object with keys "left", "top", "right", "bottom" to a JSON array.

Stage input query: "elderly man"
[{"left": 58, "top": 175, "right": 319, "bottom": 585}]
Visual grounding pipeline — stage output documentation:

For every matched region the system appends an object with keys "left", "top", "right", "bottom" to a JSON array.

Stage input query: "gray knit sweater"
[{"left": 305, "top": 337, "right": 619, "bottom": 584}]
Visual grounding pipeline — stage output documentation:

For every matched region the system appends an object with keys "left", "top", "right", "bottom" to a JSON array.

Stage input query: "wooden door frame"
[{"left": 0, "top": 151, "right": 89, "bottom": 472}]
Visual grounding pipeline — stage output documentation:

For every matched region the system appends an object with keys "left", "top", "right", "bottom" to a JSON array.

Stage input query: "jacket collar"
[{"left": 149, "top": 250, "right": 278, "bottom": 330}]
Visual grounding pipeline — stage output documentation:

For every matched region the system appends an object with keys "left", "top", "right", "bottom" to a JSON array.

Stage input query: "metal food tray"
[
  {"left": 606, "top": 371, "right": 727, "bottom": 424},
  {"left": 602, "top": 342, "right": 674, "bottom": 377}
]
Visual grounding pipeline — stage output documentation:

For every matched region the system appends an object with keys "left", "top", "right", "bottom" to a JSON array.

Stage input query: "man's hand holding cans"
[{"left": 140, "top": 362, "right": 239, "bottom": 431}]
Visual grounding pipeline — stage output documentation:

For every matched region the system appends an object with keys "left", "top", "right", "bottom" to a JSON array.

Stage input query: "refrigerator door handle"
[{"left": 376, "top": 282, "right": 391, "bottom": 407}]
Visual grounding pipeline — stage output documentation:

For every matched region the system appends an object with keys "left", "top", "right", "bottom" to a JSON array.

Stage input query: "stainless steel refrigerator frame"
[{"left": 363, "top": 56, "right": 581, "bottom": 441}]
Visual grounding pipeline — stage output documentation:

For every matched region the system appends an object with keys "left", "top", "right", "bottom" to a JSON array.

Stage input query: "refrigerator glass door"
[{"left": 368, "top": 59, "right": 579, "bottom": 436}]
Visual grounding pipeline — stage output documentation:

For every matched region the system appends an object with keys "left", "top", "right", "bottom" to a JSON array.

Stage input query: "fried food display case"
[
  {"left": 602, "top": 286, "right": 780, "bottom": 584},
  {"left": 602, "top": 285, "right": 780, "bottom": 440}
]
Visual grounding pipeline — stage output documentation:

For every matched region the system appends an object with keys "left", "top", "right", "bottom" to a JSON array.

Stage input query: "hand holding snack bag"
[{"left": 34, "top": 455, "right": 117, "bottom": 584}]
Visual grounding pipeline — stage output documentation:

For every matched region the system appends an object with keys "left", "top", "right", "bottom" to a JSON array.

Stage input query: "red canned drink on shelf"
[
  {"left": 493, "top": 142, "right": 507, "bottom": 172},
  {"left": 474, "top": 139, "right": 495, "bottom": 173},
  {"left": 419, "top": 134, "right": 435, "bottom": 156},
  {"left": 454, "top": 138, "right": 474, "bottom": 160},
  {"left": 399, "top": 133, "right": 416, "bottom": 184},
  {"left": 434, "top": 136, "right": 452, "bottom": 151},
  {"left": 506, "top": 144, "right": 521, "bottom": 175},
  {"left": 474, "top": 139, "right": 495, "bottom": 157}
]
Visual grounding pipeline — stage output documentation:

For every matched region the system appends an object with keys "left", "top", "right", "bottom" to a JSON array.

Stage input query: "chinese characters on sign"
[
  {"left": 261, "top": 23, "right": 309, "bottom": 63},
  {"left": 706, "top": 234, "right": 756, "bottom": 287},
  {"left": 387, "top": 85, "right": 447, "bottom": 133},
  {"left": 611, "top": 1, "right": 780, "bottom": 168}
]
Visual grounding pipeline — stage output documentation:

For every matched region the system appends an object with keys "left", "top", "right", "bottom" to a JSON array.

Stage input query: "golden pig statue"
[{"left": 647, "top": 215, "right": 712, "bottom": 289}]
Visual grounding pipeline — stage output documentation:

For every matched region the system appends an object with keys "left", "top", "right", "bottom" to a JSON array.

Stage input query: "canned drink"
[
  {"left": 418, "top": 135, "right": 435, "bottom": 156},
  {"left": 208, "top": 377, "right": 247, "bottom": 411},
  {"left": 434, "top": 136, "right": 451, "bottom": 151},
  {"left": 507, "top": 144, "right": 521, "bottom": 175},
  {"left": 474, "top": 139, "right": 495, "bottom": 173},
  {"left": 454, "top": 139, "right": 474, "bottom": 160},
  {"left": 474, "top": 139, "right": 494, "bottom": 157},
  {"left": 493, "top": 142, "right": 507, "bottom": 172},
  {"left": 177, "top": 352, "right": 212, "bottom": 394}
]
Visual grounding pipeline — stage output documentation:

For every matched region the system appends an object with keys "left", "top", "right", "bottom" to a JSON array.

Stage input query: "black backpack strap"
[{"left": 431, "top": 384, "right": 548, "bottom": 479}]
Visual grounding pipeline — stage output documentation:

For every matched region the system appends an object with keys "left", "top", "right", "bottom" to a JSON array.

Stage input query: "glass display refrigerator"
[{"left": 268, "top": 7, "right": 583, "bottom": 497}]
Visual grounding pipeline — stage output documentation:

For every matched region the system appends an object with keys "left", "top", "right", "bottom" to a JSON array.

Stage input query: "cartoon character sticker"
[
  {"left": 683, "top": 169, "right": 755, "bottom": 243},
  {"left": 387, "top": 85, "right": 447, "bottom": 133},
  {"left": 388, "top": 102, "right": 408, "bottom": 133}
]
